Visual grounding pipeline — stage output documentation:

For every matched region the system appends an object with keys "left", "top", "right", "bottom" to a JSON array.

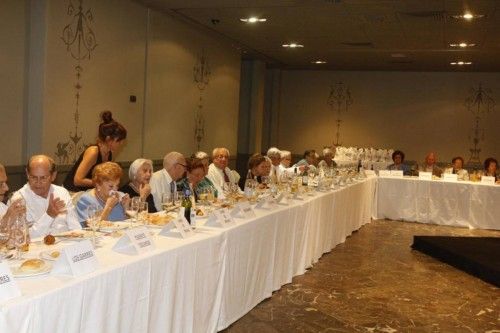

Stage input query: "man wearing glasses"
[
  {"left": 207, "top": 147, "right": 240, "bottom": 197},
  {"left": 150, "top": 151, "right": 187, "bottom": 211},
  {"left": 11, "top": 155, "right": 81, "bottom": 237}
]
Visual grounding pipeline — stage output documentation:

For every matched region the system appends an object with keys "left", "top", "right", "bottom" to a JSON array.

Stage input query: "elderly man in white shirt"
[
  {"left": 150, "top": 152, "right": 187, "bottom": 211},
  {"left": 267, "top": 147, "right": 282, "bottom": 180},
  {"left": 207, "top": 148, "right": 240, "bottom": 196},
  {"left": 11, "top": 155, "right": 81, "bottom": 238}
]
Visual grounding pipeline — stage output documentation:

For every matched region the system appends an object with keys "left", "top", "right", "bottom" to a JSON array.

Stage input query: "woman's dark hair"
[
  {"left": 98, "top": 111, "right": 127, "bottom": 142},
  {"left": 484, "top": 157, "right": 498, "bottom": 171},
  {"left": 248, "top": 153, "right": 266, "bottom": 170},
  {"left": 186, "top": 158, "right": 205, "bottom": 173},
  {"left": 452, "top": 156, "right": 464, "bottom": 164},
  {"left": 392, "top": 150, "right": 405, "bottom": 162},
  {"left": 303, "top": 149, "right": 315, "bottom": 159}
]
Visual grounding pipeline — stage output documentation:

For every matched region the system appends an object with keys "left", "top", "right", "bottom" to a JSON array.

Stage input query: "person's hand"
[
  {"left": 104, "top": 193, "right": 120, "bottom": 210},
  {"left": 4, "top": 199, "right": 25, "bottom": 220},
  {"left": 46, "top": 193, "right": 67, "bottom": 218},
  {"left": 139, "top": 183, "right": 151, "bottom": 200},
  {"left": 120, "top": 194, "right": 130, "bottom": 207}
]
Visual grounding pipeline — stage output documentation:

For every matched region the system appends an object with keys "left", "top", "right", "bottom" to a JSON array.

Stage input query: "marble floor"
[{"left": 222, "top": 220, "right": 500, "bottom": 333}]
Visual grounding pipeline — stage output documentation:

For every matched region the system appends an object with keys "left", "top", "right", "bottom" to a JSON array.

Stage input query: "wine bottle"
[{"left": 182, "top": 189, "right": 193, "bottom": 224}]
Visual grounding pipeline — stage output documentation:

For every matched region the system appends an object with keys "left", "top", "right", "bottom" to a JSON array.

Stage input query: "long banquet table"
[
  {"left": 375, "top": 177, "right": 500, "bottom": 230},
  {"left": 0, "top": 178, "right": 377, "bottom": 333}
]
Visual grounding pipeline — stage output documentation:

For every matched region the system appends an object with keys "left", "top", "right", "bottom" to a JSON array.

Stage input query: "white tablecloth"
[
  {"left": 375, "top": 177, "right": 500, "bottom": 230},
  {"left": 0, "top": 178, "right": 377, "bottom": 333},
  {"left": 333, "top": 159, "right": 391, "bottom": 171}
]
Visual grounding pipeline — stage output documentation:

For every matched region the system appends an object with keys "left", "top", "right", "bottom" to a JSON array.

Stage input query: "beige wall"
[
  {"left": 277, "top": 70, "right": 500, "bottom": 163},
  {"left": 145, "top": 10, "right": 240, "bottom": 158},
  {"left": 0, "top": 0, "right": 26, "bottom": 165},
  {"left": 0, "top": 0, "right": 241, "bottom": 167}
]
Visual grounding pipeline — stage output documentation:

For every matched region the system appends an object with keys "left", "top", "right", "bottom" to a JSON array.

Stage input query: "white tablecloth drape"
[
  {"left": 1, "top": 178, "right": 377, "bottom": 333},
  {"left": 375, "top": 177, "right": 500, "bottom": 230}
]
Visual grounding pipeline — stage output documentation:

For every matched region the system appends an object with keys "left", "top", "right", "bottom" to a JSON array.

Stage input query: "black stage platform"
[{"left": 412, "top": 236, "right": 500, "bottom": 287}]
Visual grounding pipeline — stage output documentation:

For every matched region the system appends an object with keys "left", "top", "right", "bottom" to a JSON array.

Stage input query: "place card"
[
  {"left": 275, "top": 192, "right": 289, "bottom": 205},
  {"left": 293, "top": 191, "right": 304, "bottom": 200},
  {"left": 52, "top": 240, "right": 99, "bottom": 276},
  {"left": 205, "top": 208, "right": 236, "bottom": 228},
  {"left": 481, "top": 176, "right": 495, "bottom": 185},
  {"left": 418, "top": 171, "right": 432, "bottom": 180},
  {"left": 113, "top": 227, "right": 156, "bottom": 254},
  {"left": 390, "top": 170, "right": 404, "bottom": 178},
  {"left": 443, "top": 173, "right": 458, "bottom": 182},
  {"left": 255, "top": 195, "right": 277, "bottom": 210},
  {"left": 364, "top": 170, "right": 376, "bottom": 177},
  {"left": 0, "top": 262, "right": 21, "bottom": 302},
  {"left": 159, "top": 210, "right": 195, "bottom": 238},
  {"left": 378, "top": 170, "right": 391, "bottom": 178},
  {"left": 232, "top": 201, "right": 256, "bottom": 218}
]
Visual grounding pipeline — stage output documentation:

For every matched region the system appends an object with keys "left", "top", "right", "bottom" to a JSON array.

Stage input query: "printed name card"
[
  {"left": 390, "top": 170, "right": 404, "bottom": 178},
  {"left": 275, "top": 192, "right": 289, "bottom": 205},
  {"left": 256, "top": 195, "right": 277, "bottom": 210},
  {"left": 481, "top": 176, "right": 495, "bottom": 185},
  {"left": 232, "top": 201, "right": 256, "bottom": 218},
  {"left": 293, "top": 191, "right": 304, "bottom": 200},
  {"left": 364, "top": 170, "right": 376, "bottom": 177},
  {"left": 418, "top": 171, "right": 432, "bottom": 180},
  {"left": 443, "top": 173, "right": 458, "bottom": 182},
  {"left": 52, "top": 240, "right": 99, "bottom": 276},
  {"left": 378, "top": 170, "right": 391, "bottom": 178},
  {"left": 0, "top": 262, "right": 21, "bottom": 302},
  {"left": 159, "top": 210, "right": 195, "bottom": 239},
  {"left": 113, "top": 227, "right": 156, "bottom": 254},
  {"left": 205, "top": 208, "right": 236, "bottom": 228}
]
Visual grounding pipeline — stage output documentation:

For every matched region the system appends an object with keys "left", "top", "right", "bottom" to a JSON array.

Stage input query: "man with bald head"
[
  {"left": 150, "top": 152, "right": 187, "bottom": 211},
  {"left": 418, "top": 152, "right": 443, "bottom": 177},
  {"left": 11, "top": 155, "right": 81, "bottom": 237}
]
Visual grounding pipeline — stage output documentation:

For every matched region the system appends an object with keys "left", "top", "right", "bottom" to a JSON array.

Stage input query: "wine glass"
[
  {"left": 87, "top": 205, "right": 99, "bottom": 248},
  {"left": 13, "top": 218, "right": 28, "bottom": 260},
  {"left": 162, "top": 192, "right": 174, "bottom": 212},
  {"left": 174, "top": 191, "right": 184, "bottom": 207},
  {"left": 125, "top": 197, "right": 140, "bottom": 227},
  {"left": 138, "top": 201, "right": 149, "bottom": 226}
]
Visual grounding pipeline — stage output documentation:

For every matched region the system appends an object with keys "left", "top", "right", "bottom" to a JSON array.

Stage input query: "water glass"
[{"left": 87, "top": 205, "right": 99, "bottom": 248}]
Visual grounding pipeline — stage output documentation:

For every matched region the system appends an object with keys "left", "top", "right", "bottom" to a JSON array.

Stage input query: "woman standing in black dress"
[{"left": 64, "top": 111, "right": 127, "bottom": 192}]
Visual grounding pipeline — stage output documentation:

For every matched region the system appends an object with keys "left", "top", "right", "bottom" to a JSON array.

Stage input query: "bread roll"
[{"left": 20, "top": 259, "right": 45, "bottom": 273}]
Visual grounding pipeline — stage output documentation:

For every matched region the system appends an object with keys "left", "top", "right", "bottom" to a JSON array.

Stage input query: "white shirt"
[
  {"left": 207, "top": 163, "right": 239, "bottom": 197},
  {"left": 0, "top": 202, "right": 6, "bottom": 218},
  {"left": 150, "top": 168, "right": 175, "bottom": 211},
  {"left": 12, "top": 184, "right": 81, "bottom": 238}
]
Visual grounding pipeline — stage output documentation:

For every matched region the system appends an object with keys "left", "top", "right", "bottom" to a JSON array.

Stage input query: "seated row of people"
[{"left": 387, "top": 151, "right": 498, "bottom": 181}]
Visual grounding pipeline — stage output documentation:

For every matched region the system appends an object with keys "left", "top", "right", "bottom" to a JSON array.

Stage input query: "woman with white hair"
[
  {"left": 120, "top": 158, "right": 157, "bottom": 212},
  {"left": 318, "top": 146, "right": 337, "bottom": 169}
]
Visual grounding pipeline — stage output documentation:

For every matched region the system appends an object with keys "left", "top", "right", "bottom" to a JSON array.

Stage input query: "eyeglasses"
[
  {"left": 215, "top": 155, "right": 229, "bottom": 160},
  {"left": 28, "top": 175, "right": 51, "bottom": 183},
  {"left": 176, "top": 163, "right": 187, "bottom": 169}
]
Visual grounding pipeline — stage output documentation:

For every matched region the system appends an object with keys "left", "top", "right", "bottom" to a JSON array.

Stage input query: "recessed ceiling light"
[
  {"left": 282, "top": 43, "right": 304, "bottom": 48},
  {"left": 240, "top": 17, "right": 267, "bottom": 23},
  {"left": 311, "top": 60, "right": 326, "bottom": 64},
  {"left": 451, "top": 13, "right": 484, "bottom": 20},
  {"left": 450, "top": 61, "right": 472, "bottom": 65},
  {"left": 449, "top": 42, "right": 476, "bottom": 48}
]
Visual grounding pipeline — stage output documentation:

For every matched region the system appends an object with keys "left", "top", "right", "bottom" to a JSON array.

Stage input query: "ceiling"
[{"left": 136, "top": 0, "right": 500, "bottom": 71}]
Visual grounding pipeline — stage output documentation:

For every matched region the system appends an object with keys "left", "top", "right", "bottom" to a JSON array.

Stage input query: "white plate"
[
  {"left": 39, "top": 250, "right": 62, "bottom": 261},
  {"left": 11, "top": 261, "right": 52, "bottom": 278},
  {"left": 98, "top": 222, "right": 130, "bottom": 233}
]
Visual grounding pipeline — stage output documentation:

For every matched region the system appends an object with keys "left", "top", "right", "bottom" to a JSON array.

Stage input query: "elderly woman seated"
[
  {"left": 318, "top": 147, "right": 337, "bottom": 169},
  {"left": 387, "top": 150, "right": 411, "bottom": 175},
  {"left": 444, "top": 156, "right": 469, "bottom": 180},
  {"left": 483, "top": 157, "right": 499, "bottom": 182},
  {"left": 177, "top": 157, "right": 217, "bottom": 201},
  {"left": 76, "top": 162, "right": 129, "bottom": 226},
  {"left": 247, "top": 154, "right": 270, "bottom": 184},
  {"left": 120, "top": 158, "right": 157, "bottom": 212}
]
